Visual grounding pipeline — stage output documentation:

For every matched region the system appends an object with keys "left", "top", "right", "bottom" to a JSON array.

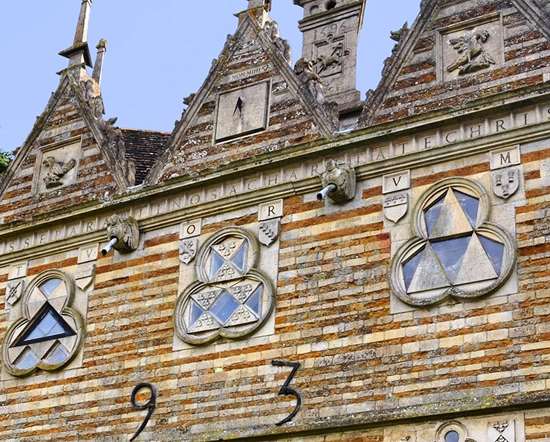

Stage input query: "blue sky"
[{"left": 0, "top": 1, "right": 421, "bottom": 152}]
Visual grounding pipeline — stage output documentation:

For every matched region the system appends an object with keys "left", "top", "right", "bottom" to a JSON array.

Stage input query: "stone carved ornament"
[
  {"left": 390, "top": 177, "right": 516, "bottom": 307},
  {"left": 42, "top": 156, "right": 77, "bottom": 189},
  {"left": 447, "top": 28, "right": 496, "bottom": 75},
  {"left": 1, "top": 270, "right": 84, "bottom": 377},
  {"left": 294, "top": 57, "right": 327, "bottom": 105},
  {"left": 102, "top": 215, "right": 140, "bottom": 255},
  {"left": 175, "top": 227, "right": 275, "bottom": 345},
  {"left": 318, "top": 159, "right": 357, "bottom": 204},
  {"left": 263, "top": 20, "right": 291, "bottom": 62}
]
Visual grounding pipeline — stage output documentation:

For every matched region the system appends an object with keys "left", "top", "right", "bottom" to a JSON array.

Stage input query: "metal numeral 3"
[
  {"left": 272, "top": 360, "right": 302, "bottom": 426},
  {"left": 130, "top": 383, "right": 157, "bottom": 441}
]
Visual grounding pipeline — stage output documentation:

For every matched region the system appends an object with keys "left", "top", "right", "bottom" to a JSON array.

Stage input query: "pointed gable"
[
  {"left": 360, "top": 0, "right": 550, "bottom": 127},
  {"left": 0, "top": 69, "right": 134, "bottom": 225},
  {"left": 146, "top": 10, "right": 338, "bottom": 184}
]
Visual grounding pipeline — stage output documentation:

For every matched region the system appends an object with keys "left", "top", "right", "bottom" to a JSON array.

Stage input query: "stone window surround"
[
  {"left": 1, "top": 269, "right": 85, "bottom": 378},
  {"left": 389, "top": 177, "right": 516, "bottom": 307}
]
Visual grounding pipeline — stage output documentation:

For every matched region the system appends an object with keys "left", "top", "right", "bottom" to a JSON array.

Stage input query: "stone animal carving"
[
  {"left": 42, "top": 156, "right": 77, "bottom": 188},
  {"left": 103, "top": 215, "right": 140, "bottom": 255},
  {"left": 316, "top": 41, "right": 349, "bottom": 76},
  {"left": 447, "top": 28, "right": 495, "bottom": 75},
  {"left": 319, "top": 159, "right": 356, "bottom": 204},
  {"left": 294, "top": 58, "right": 326, "bottom": 104}
]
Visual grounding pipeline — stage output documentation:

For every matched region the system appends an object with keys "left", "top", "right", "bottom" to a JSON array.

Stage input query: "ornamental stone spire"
[
  {"left": 59, "top": 0, "right": 94, "bottom": 68},
  {"left": 92, "top": 39, "right": 107, "bottom": 84}
]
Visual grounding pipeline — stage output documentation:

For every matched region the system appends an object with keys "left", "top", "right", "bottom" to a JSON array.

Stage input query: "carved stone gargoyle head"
[
  {"left": 317, "top": 159, "right": 357, "bottom": 204},
  {"left": 101, "top": 215, "right": 140, "bottom": 256}
]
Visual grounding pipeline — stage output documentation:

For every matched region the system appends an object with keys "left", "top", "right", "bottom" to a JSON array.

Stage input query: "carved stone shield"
[
  {"left": 258, "top": 220, "right": 280, "bottom": 247},
  {"left": 180, "top": 238, "right": 198, "bottom": 265},
  {"left": 6, "top": 279, "right": 25, "bottom": 306},
  {"left": 492, "top": 167, "right": 520, "bottom": 200},
  {"left": 384, "top": 193, "right": 409, "bottom": 223},
  {"left": 75, "top": 264, "right": 96, "bottom": 291}
]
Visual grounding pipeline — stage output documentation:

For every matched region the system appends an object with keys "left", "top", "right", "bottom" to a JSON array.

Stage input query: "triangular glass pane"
[
  {"left": 232, "top": 241, "right": 248, "bottom": 272},
  {"left": 245, "top": 285, "right": 263, "bottom": 316},
  {"left": 15, "top": 347, "right": 38, "bottom": 370},
  {"left": 40, "top": 279, "right": 63, "bottom": 297},
  {"left": 402, "top": 247, "right": 425, "bottom": 290},
  {"left": 44, "top": 342, "right": 70, "bottom": 366},
  {"left": 431, "top": 235, "right": 471, "bottom": 282},
  {"left": 478, "top": 234, "right": 505, "bottom": 276},
  {"left": 454, "top": 190, "right": 479, "bottom": 227},
  {"left": 209, "top": 249, "right": 226, "bottom": 279},
  {"left": 190, "top": 301, "right": 205, "bottom": 326},
  {"left": 12, "top": 304, "right": 76, "bottom": 347},
  {"left": 424, "top": 193, "right": 446, "bottom": 237}
]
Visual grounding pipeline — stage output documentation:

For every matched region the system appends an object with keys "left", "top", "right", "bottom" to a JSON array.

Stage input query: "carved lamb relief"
[{"left": 439, "top": 16, "right": 503, "bottom": 82}]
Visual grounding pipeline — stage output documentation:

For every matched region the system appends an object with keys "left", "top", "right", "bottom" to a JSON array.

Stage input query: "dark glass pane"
[
  {"left": 424, "top": 193, "right": 446, "bottom": 236},
  {"left": 40, "top": 279, "right": 63, "bottom": 297},
  {"left": 478, "top": 235, "right": 505, "bottom": 275},
  {"left": 232, "top": 241, "right": 248, "bottom": 272},
  {"left": 190, "top": 301, "right": 204, "bottom": 325},
  {"left": 15, "top": 348, "right": 38, "bottom": 370},
  {"left": 45, "top": 343, "right": 69, "bottom": 365},
  {"left": 454, "top": 190, "right": 479, "bottom": 227},
  {"left": 402, "top": 247, "right": 425, "bottom": 290},
  {"left": 431, "top": 235, "right": 471, "bottom": 282},
  {"left": 445, "top": 431, "right": 460, "bottom": 442},
  {"left": 245, "top": 285, "right": 263, "bottom": 316},
  {"left": 210, "top": 291, "right": 240, "bottom": 325},
  {"left": 209, "top": 249, "right": 226, "bottom": 278},
  {"left": 12, "top": 304, "right": 76, "bottom": 347}
]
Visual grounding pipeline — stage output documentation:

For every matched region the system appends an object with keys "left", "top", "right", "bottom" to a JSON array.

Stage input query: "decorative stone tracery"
[
  {"left": 1, "top": 270, "right": 84, "bottom": 377},
  {"left": 175, "top": 227, "right": 275, "bottom": 345},
  {"left": 390, "top": 178, "right": 515, "bottom": 307}
]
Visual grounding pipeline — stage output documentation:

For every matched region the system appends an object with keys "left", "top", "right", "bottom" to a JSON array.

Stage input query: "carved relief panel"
[
  {"left": 215, "top": 81, "right": 271, "bottom": 142},
  {"left": 34, "top": 137, "right": 82, "bottom": 194},
  {"left": 438, "top": 14, "right": 503, "bottom": 82}
]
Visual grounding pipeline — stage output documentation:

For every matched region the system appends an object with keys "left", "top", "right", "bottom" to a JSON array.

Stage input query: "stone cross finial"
[
  {"left": 59, "top": 0, "right": 93, "bottom": 68},
  {"left": 92, "top": 39, "right": 108, "bottom": 84}
]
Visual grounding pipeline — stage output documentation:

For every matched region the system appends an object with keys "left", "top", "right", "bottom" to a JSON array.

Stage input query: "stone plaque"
[
  {"left": 6, "top": 279, "right": 25, "bottom": 306},
  {"left": 490, "top": 146, "right": 521, "bottom": 170},
  {"left": 383, "top": 170, "right": 411, "bottom": 194},
  {"left": 8, "top": 262, "right": 27, "bottom": 281},
  {"left": 258, "top": 200, "right": 283, "bottom": 221},
  {"left": 384, "top": 193, "right": 409, "bottom": 224},
  {"left": 180, "top": 219, "right": 202, "bottom": 239},
  {"left": 492, "top": 166, "right": 520, "bottom": 200},
  {"left": 215, "top": 81, "right": 270, "bottom": 142},
  {"left": 78, "top": 244, "right": 99, "bottom": 264},
  {"left": 36, "top": 141, "right": 81, "bottom": 194},
  {"left": 488, "top": 420, "right": 515, "bottom": 442}
]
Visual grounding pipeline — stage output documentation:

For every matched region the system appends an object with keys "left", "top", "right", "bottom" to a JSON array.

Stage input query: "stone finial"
[
  {"left": 248, "top": 0, "right": 271, "bottom": 12},
  {"left": 59, "top": 0, "right": 94, "bottom": 68},
  {"left": 92, "top": 39, "right": 108, "bottom": 84}
]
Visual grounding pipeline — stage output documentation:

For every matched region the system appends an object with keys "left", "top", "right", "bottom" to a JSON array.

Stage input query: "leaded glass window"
[
  {"left": 175, "top": 227, "right": 275, "bottom": 345},
  {"left": 1, "top": 270, "right": 84, "bottom": 377},
  {"left": 390, "top": 178, "right": 515, "bottom": 306}
]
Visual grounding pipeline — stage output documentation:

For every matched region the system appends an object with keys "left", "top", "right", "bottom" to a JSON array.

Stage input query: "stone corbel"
[
  {"left": 101, "top": 215, "right": 140, "bottom": 256},
  {"left": 317, "top": 160, "right": 356, "bottom": 204}
]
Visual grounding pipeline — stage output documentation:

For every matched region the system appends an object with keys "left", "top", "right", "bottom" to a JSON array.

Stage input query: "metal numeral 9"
[{"left": 130, "top": 383, "right": 157, "bottom": 441}]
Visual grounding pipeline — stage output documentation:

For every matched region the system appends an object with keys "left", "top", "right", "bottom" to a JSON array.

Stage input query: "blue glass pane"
[
  {"left": 454, "top": 190, "right": 479, "bottom": 227},
  {"left": 245, "top": 285, "right": 263, "bottom": 316},
  {"left": 190, "top": 301, "right": 204, "bottom": 325},
  {"left": 14, "top": 305, "right": 76, "bottom": 347},
  {"left": 45, "top": 344, "right": 69, "bottom": 365},
  {"left": 445, "top": 431, "right": 460, "bottom": 442},
  {"left": 210, "top": 291, "right": 240, "bottom": 325},
  {"left": 24, "top": 311, "right": 66, "bottom": 341},
  {"left": 232, "top": 242, "right": 248, "bottom": 272},
  {"left": 40, "top": 279, "right": 63, "bottom": 297},
  {"left": 424, "top": 193, "right": 445, "bottom": 236},
  {"left": 478, "top": 235, "right": 505, "bottom": 275},
  {"left": 431, "top": 235, "right": 471, "bottom": 282},
  {"left": 209, "top": 249, "right": 226, "bottom": 278},
  {"left": 402, "top": 247, "right": 425, "bottom": 290},
  {"left": 16, "top": 348, "right": 38, "bottom": 370}
]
